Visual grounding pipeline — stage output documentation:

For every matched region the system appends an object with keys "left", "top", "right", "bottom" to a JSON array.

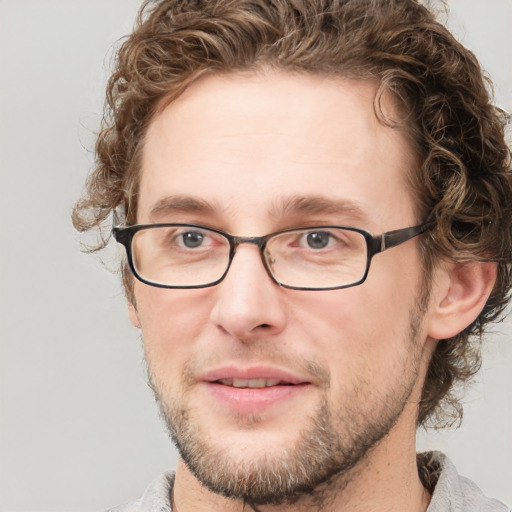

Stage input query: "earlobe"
[
  {"left": 427, "top": 261, "right": 496, "bottom": 340},
  {"left": 128, "top": 301, "right": 142, "bottom": 329}
]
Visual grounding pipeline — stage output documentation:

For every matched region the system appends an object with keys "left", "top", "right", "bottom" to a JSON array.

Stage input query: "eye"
[
  {"left": 305, "top": 231, "right": 331, "bottom": 249},
  {"left": 181, "top": 230, "right": 205, "bottom": 248}
]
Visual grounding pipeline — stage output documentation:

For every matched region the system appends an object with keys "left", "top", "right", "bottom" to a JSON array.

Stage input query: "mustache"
[{"left": 143, "top": 339, "right": 331, "bottom": 391}]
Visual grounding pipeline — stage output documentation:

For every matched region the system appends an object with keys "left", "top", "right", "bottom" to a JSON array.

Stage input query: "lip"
[
  {"left": 200, "top": 365, "right": 311, "bottom": 415},
  {"left": 201, "top": 365, "right": 309, "bottom": 385}
]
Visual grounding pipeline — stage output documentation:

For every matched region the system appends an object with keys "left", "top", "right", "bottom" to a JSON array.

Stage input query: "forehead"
[{"left": 139, "top": 71, "right": 418, "bottom": 231}]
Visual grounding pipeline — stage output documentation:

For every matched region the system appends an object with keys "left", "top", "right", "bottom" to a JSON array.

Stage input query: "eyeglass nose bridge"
[
  {"left": 230, "top": 235, "right": 267, "bottom": 250},
  {"left": 224, "top": 234, "right": 277, "bottom": 283}
]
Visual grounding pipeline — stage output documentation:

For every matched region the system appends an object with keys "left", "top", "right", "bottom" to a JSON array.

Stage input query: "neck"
[{"left": 172, "top": 407, "right": 431, "bottom": 512}]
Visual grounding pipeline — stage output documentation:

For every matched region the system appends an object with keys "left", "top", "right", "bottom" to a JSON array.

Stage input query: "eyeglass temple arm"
[
  {"left": 379, "top": 224, "right": 428, "bottom": 252},
  {"left": 111, "top": 210, "right": 130, "bottom": 244}
]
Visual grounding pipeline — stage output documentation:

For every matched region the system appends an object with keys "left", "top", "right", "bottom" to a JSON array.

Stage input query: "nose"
[{"left": 210, "top": 244, "right": 287, "bottom": 341}]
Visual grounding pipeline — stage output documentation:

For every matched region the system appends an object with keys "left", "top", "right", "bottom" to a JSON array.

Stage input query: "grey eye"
[
  {"left": 306, "top": 231, "right": 330, "bottom": 249},
  {"left": 182, "top": 231, "right": 205, "bottom": 248}
]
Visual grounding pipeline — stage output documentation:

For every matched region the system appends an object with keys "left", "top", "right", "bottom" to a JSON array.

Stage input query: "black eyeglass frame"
[{"left": 113, "top": 223, "right": 428, "bottom": 291}]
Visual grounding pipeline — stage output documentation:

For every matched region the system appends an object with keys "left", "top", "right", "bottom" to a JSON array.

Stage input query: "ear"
[
  {"left": 427, "top": 261, "right": 496, "bottom": 340},
  {"left": 128, "top": 301, "right": 141, "bottom": 329}
]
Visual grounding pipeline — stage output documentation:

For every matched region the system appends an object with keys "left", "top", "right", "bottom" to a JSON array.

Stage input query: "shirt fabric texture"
[{"left": 107, "top": 451, "right": 510, "bottom": 512}]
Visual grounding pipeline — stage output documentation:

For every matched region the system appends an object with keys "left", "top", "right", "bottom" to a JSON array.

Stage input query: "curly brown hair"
[{"left": 73, "top": 0, "right": 512, "bottom": 428}]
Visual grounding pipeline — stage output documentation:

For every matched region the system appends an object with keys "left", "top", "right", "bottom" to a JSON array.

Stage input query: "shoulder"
[
  {"left": 106, "top": 472, "right": 175, "bottom": 512},
  {"left": 421, "top": 451, "right": 511, "bottom": 512}
]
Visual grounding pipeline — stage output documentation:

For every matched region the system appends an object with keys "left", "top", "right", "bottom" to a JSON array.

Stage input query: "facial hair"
[{"left": 146, "top": 289, "right": 430, "bottom": 506}]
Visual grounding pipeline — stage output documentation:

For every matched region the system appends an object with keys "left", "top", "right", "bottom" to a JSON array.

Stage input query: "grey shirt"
[{"left": 108, "top": 452, "right": 510, "bottom": 512}]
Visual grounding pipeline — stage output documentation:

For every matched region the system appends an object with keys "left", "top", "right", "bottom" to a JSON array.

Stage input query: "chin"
[{"left": 158, "top": 393, "right": 406, "bottom": 506}]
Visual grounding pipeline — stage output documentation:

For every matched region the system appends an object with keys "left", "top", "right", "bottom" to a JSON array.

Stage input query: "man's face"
[{"left": 131, "top": 71, "right": 431, "bottom": 504}]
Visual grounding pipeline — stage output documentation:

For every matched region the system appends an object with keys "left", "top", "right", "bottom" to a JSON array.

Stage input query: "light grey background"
[{"left": 0, "top": 1, "right": 510, "bottom": 510}]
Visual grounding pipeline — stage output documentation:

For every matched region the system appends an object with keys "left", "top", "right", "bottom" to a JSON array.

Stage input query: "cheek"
[
  {"left": 134, "top": 285, "right": 214, "bottom": 376},
  {"left": 288, "top": 254, "right": 423, "bottom": 383},
  {"left": 291, "top": 286, "right": 410, "bottom": 353}
]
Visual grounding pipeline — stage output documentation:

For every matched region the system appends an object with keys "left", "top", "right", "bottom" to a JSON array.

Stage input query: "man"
[{"left": 73, "top": 0, "right": 512, "bottom": 510}]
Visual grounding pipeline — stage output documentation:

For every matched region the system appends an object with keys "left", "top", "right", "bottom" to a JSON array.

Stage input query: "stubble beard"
[{"left": 146, "top": 290, "right": 430, "bottom": 506}]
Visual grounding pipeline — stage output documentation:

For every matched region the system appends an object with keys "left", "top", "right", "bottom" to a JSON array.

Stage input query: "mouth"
[
  {"left": 202, "top": 365, "right": 308, "bottom": 385},
  {"left": 201, "top": 366, "right": 311, "bottom": 415},
  {"left": 215, "top": 378, "right": 292, "bottom": 388}
]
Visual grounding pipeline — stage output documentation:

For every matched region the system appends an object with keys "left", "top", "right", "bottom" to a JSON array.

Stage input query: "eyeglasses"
[{"left": 113, "top": 222, "right": 427, "bottom": 291}]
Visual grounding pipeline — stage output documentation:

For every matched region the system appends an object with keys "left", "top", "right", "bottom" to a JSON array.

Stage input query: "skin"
[{"left": 128, "top": 70, "right": 496, "bottom": 511}]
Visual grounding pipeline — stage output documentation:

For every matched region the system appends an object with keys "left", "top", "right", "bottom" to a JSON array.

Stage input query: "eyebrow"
[
  {"left": 148, "top": 194, "right": 371, "bottom": 225},
  {"left": 270, "top": 195, "right": 372, "bottom": 224},
  {"left": 149, "top": 195, "right": 219, "bottom": 222}
]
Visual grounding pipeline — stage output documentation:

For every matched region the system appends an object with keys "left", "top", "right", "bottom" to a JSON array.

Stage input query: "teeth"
[{"left": 219, "top": 378, "right": 281, "bottom": 388}]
